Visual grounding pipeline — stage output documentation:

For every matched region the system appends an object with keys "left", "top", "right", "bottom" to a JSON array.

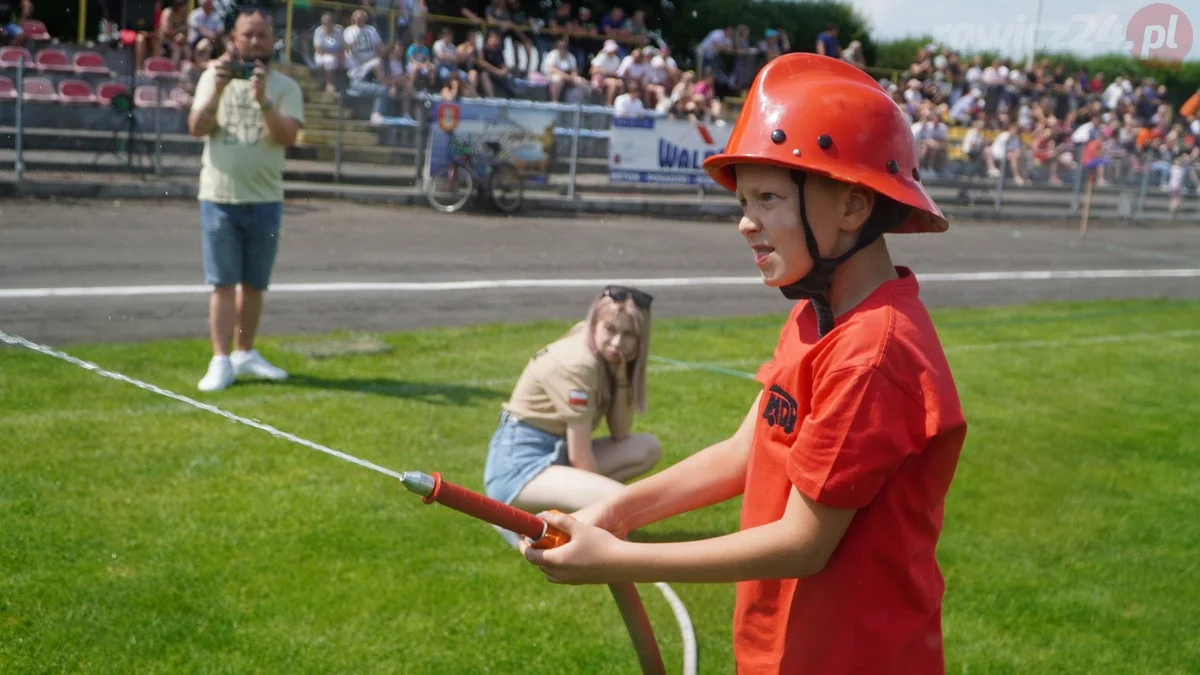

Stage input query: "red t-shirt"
[{"left": 734, "top": 267, "right": 968, "bottom": 674}]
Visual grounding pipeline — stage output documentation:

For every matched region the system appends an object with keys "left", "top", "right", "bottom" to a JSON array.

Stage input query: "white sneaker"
[
  {"left": 198, "top": 356, "right": 236, "bottom": 392},
  {"left": 231, "top": 349, "right": 288, "bottom": 381}
]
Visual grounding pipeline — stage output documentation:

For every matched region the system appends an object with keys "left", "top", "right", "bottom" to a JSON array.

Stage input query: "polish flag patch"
[{"left": 568, "top": 389, "right": 590, "bottom": 409}]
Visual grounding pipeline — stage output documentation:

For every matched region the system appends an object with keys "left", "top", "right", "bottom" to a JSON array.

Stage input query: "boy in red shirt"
[{"left": 520, "top": 53, "right": 968, "bottom": 674}]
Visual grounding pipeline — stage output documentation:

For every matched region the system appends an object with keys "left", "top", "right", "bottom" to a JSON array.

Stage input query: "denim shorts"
[
  {"left": 200, "top": 201, "right": 283, "bottom": 290},
  {"left": 483, "top": 410, "right": 569, "bottom": 507}
]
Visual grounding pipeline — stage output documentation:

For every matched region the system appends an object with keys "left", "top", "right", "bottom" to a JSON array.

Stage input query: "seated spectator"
[
  {"left": 2, "top": 0, "right": 30, "bottom": 45},
  {"left": 345, "top": 9, "right": 412, "bottom": 123},
  {"left": 173, "top": 36, "right": 213, "bottom": 105},
  {"left": 312, "top": 12, "right": 344, "bottom": 94},
  {"left": 456, "top": 28, "right": 482, "bottom": 98},
  {"left": 477, "top": 30, "right": 514, "bottom": 98},
  {"left": 959, "top": 118, "right": 988, "bottom": 178},
  {"left": 158, "top": 0, "right": 189, "bottom": 66},
  {"left": 467, "top": 0, "right": 532, "bottom": 78},
  {"left": 187, "top": 0, "right": 222, "bottom": 52},
  {"left": 542, "top": 39, "right": 585, "bottom": 103},
  {"left": 344, "top": 9, "right": 389, "bottom": 89},
  {"left": 590, "top": 39, "right": 624, "bottom": 107},
  {"left": 1030, "top": 123, "right": 1076, "bottom": 185},
  {"left": 950, "top": 87, "right": 981, "bottom": 124},
  {"left": 405, "top": 39, "right": 436, "bottom": 91},
  {"left": 988, "top": 121, "right": 1026, "bottom": 185},
  {"left": 432, "top": 26, "right": 464, "bottom": 99},
  {"left": 691, "top": 73, "right": 723, "bottom": 121},
  {"left": 617, "top": 46, "right": 649, "bottom": 93},
  {"left": 614, "top": 80, "right": 646, "bottom": 118},
  {"left": 643, "top": 45, "right": 678, "bottom": 111},
  {"left": 912, "top": 110, "right": 948, "bottom": 174}
]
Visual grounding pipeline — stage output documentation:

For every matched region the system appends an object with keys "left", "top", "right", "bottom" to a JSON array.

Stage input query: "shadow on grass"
[
  {"left": 279, "top": 373, "right": 507, "bottom": 406},
  {"left": 628, "top": 529, "right": 727, "bottom": 544}
]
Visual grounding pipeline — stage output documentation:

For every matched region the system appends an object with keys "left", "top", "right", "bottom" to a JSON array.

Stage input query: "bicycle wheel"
[
  {"left": 426, "top": 162, "right": 476, "bottom": 213},
  {"left": 488, "top": 162, "right": 524, "bottom": 214}
]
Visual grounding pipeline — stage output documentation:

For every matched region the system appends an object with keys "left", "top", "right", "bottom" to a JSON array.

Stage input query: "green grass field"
[{"left": 2, "top": 298, "right": 1198, "bottom": 674}]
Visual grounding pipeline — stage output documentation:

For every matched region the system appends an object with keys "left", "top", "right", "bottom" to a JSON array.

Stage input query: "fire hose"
[
  {"left": 399, "top": 471, "right": 698, "bottom": 675},
  {"left": 1, "top": 330, "right": 698, "bottom": 675}
]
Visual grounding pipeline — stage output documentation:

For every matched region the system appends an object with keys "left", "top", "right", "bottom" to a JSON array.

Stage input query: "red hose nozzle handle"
[{"left": 410, "top": 472, "right": 569, "bottom": 549}]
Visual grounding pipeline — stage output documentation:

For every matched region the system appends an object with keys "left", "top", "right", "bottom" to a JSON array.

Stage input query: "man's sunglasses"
[{"left": 603, "top": 285, "right": 653, "bottom": 310}]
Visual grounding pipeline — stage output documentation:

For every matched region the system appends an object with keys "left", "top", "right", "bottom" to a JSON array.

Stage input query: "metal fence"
[{"left": 3, "top": 56, "right": 1199, "bottom": 223}]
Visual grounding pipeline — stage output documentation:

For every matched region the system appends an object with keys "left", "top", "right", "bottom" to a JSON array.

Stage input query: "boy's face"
[{"left": 734, "top": 164, "right": 872, "bottom": 288}]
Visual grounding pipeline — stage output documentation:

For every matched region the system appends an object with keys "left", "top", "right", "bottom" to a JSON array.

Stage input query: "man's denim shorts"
[
  {"left": 483, "top": 410, "right": 569, "bottom": 507},
  {"left": 200, "top": 201, "right": 283, "bottom": 290}
]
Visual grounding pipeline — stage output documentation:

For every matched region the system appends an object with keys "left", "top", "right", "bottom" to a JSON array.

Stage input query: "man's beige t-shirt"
[
  {"left": 192, "top": 66, "right": 305, "bottom": 204},
  {"left": 505, "top": 331, "right": 611, "bottom": 437}
]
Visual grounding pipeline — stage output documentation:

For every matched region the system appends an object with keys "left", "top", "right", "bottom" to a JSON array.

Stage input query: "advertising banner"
[
  {"left": 425, "top": 102, "right": 558, "bottom": 184},
  {"left": 608, "top": 117, "right": 733, "bottom": 185}
]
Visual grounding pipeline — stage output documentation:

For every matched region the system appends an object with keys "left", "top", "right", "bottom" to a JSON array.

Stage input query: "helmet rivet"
[
  {"left": 817, "top": 134, "right": 833, "bottom": 149},
  {"left": 911, "top": 167, "right": 921, "bottom": 181},
  {"left": 886, "top": 159, "right": 900, "bottom": 174},
  {"left": 770, "top": 129, "right": 787, "bottom": 144},
  {"left": 792, "top": 148, "right": 801, "bottom": 157}
]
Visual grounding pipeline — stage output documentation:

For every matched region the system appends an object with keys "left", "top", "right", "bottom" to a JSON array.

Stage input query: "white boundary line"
[{"left": 2, "top": 268, "right": 1199, "bottom": 299}]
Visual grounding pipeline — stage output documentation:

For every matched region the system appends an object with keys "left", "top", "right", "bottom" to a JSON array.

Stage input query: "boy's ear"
[{"left": 840, "top": 184, "right": 875, "bottom": 234}]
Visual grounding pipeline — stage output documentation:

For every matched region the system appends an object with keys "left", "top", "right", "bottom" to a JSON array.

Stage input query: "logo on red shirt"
[{"left": 762, "top": 384, "right": 798, "bottom": 434}]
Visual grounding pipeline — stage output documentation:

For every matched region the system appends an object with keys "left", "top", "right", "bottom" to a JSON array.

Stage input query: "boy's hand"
[
  {"left": 519, "top": 511, "right": 628, "bottom": 585},
  {"left": 572, "top": 497, "right": 629, "bottom": 540}
]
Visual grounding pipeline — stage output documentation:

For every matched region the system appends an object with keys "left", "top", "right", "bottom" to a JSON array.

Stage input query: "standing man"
[{"left": 188, "top": 7, "right": 304, "bottom": 392}]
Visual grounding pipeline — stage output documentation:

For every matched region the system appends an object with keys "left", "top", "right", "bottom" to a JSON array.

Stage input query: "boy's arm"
[
  {"left": 576, "top": 391, "right": 761, "bottom": 537},
  {"left": 527, "top": 484, "right": 855, "bottom": 584}
]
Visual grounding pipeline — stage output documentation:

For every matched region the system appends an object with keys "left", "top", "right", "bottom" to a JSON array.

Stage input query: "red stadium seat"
[
  {"left": 141, "top": 56, "right": 178, "bottom": 79},
  {"left": 35, "top": 48, "right": 73, "bottom": 73},
  {"left": 57, "top": 79, "right": 97, "bottom": 105},
  {"left": 0, "top": 46, "right": 34, "bottom": 70},
  {"left": 20, "top": 76, "right": 57, "bottom": 102},
  {"left": 133, "top": 84, "right": 167, "bottom": 108},
  {"left": 0, "top": 75, "right": 15, "bottom": 100},
  {"left": 19, "top": 20, "right": 51, "bottom": 42},
  {"left": 96, "top": 80, "right": 129, "bottom": 107},
  {"left": 72, "top": 50, "right": 111, "bottom": 76}
]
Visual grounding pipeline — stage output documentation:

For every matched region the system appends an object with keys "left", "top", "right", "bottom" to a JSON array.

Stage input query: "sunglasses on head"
[{"left": 603, "top": 285, "right": 653, "bottom": 310}]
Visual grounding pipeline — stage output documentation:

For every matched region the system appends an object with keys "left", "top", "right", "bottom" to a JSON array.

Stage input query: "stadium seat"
[
  {"left": 141, "top": 56, "right": 179, "bottom": 79},
  {"left": 72, "top": 50, "right": 111, "bottom": 76},
  {"left": 20, "top": 76, "right": 57, "bottom": 102},
  {"left": 0, "top": 75, "right": 15, "bottom": 100},
  {"left": 96, "top": 81, "right": 129, "bottom": 107},
  {"left": 0, "top": 46, "right": 34, "bottom": 70},
  {"left": 133, "top": 84, "right": 167, "bottom": 108},
  {"left": 19, "top": 20, "right": 51, "bottom": 42},
  {"left": 35, "top": 48, "right": 73, "bottom": 73},
  {"left": 57, "top": 79, "right": 97, "bottom": 105}
]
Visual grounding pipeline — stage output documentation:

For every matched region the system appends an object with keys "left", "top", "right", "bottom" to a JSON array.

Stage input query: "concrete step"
[
  {"left": 305, "top": 103, "right": 353, "bottom": 119},
  {"left": 296, "top": 129, "right": 378, "bottom": 146},
  {"left": 303, "top": 118, "right": 374, "bottom": 133}
]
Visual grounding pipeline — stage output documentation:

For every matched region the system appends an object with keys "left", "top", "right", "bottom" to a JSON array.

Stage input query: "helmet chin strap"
[{"left": 780, "top": 171, "right": 911, "bottom": 337}]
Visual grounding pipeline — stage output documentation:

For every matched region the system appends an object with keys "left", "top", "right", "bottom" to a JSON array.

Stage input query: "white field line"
[
  {"left": 2, "top": 267, "right": 1199, "bottom": 299},
  {"left": 3, "top": 328, "right": 1194, "bottom": 425}
]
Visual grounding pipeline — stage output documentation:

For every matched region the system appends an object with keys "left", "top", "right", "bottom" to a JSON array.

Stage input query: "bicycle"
[{"left": 425, "top": 134, "right": 525, "bottom": 214}]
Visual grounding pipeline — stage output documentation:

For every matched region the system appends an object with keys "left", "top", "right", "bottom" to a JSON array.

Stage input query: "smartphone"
[{"left": 228, "top": 60, "right": 258, "bottom": 80}]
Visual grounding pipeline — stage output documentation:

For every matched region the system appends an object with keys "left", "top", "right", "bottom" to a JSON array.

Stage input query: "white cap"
[{"left": 603, "top": 39, "right": 619, "bottom": 53}]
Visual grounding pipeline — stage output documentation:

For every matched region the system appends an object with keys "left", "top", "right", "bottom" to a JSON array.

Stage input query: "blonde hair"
[{"left": 580, "top": 291, "right": 652, "bottom": 414}]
